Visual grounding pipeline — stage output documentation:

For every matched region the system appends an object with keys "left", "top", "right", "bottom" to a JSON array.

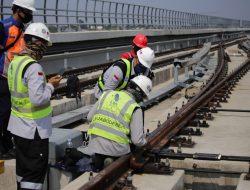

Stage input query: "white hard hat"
[
  {"left": 130, "top": 75, "right": 152, "bottom": 97},
  {"left": 137, "top": 47, "right": 155, "bottom": 68},
  {"left": 13, "top": 0, "right": 36, "bottom": 11},
  {"left": 24, "top": 23, "right": 52, "bottom": 46}
]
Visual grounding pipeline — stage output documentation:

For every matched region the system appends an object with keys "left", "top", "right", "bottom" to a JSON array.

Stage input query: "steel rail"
[
  {"left": 50, "top": 46, "right": 197, "bottom": 98},
  {"left": 50, "top": 38, "right": 242, "bottom": 98},
  {"left": 143, "top": 46, "right": 226, "bottom": 149},
  {"left": 78, "top": 45, "right": 250, "bottom": 190}
]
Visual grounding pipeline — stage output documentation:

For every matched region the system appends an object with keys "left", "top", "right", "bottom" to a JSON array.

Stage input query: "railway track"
[
  {"left": 76, "top": 44, "right": 250, "bottom": 190},
  {"left": 49, "top": 48, "right": 195, "bottom": 99},
  {"left": 50, "top": 38, "right": 244, "bottom": 99}
]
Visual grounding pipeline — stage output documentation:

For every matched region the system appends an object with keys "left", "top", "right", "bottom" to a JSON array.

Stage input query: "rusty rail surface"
[{"left": 78, "top": 44, "right": 250, "bottom": 190}]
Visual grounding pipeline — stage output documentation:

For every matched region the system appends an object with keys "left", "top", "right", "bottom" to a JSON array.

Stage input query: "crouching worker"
[
  {"left": 87, "top": 75, "right": 152, "bottom": 171},
  {"left": 7, "top": 23, "right": 62, "bottom": 189}
]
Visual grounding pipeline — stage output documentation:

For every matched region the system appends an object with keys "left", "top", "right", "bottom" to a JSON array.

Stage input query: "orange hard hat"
[{"left": 133, "top": 34, "right": 148, "bottom": 48}]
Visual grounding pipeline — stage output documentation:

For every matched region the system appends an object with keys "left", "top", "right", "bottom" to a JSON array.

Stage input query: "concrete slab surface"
[
  {"left": 236, "top": 174, "right": 250, "bottom": 190},
  {"left": 133, "top": 170, "right": 185, "bottom": 190},
  {"left": 175, "top": 70, "right": 250, "bottom": 157}
]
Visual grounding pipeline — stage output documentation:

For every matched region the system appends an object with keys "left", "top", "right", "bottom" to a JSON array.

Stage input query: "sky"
[{"left": 108, "top": 0, "right": 250, "bottom": 20}]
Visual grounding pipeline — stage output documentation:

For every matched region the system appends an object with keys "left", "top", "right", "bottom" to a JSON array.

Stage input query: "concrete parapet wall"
[
  {"left": 51, "top": 89, "right": 95, "bottom": 117},
  {"left": 51, "top": 28, "right": 250, "bottom": 43},
  {"left": 133, "top": 171, "right": 185, "bottom": 190}
]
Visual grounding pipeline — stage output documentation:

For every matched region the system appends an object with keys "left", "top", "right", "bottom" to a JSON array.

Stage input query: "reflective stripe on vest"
[
  {"left": 98, "top": 58, "right": 131, "bottom": 91},
  {"left": 8, "top": 55, "right": 52, "bottom": 119},
  {"left": 88, "top": 91, "right": 139, "bottom": 144},
  {"left": 21, "top": 181, "right": 43, "bottom": 190}
]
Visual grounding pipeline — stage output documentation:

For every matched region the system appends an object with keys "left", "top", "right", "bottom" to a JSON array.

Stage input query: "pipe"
[
  {"left": 176, "top": 167, "right": 243, "bottom": 175},
  {"left": 148, "top": 151, "right": 250, "bottom": 162},
  {"left": 216, "top": 108, "right": 250, "bottom": 112}
]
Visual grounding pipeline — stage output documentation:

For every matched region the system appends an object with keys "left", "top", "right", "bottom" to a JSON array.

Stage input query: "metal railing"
[{"left": 1, "top": 0, "right": 250, "bottom": 32}]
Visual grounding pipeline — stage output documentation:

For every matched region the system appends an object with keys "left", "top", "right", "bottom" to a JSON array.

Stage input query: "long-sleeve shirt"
[
  {"left": 94, "top": 60, "right": 135, "bottom": 99},
  {"left": 8, "top": 62, "right": 54, "bottom": 139},
  {"left": 87, "top": 91, "right": 146, "bottom": 157}
]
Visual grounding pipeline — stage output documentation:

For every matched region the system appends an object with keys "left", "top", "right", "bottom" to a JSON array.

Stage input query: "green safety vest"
[
  {"left": 8, "top": 55, "right": 52, "bottom": 120},
  {"left": 98, "top": 58, "right": 131, "bottom": 91},
  {"left": 88, "top": 90, "right": 140, "bottom": 144}
]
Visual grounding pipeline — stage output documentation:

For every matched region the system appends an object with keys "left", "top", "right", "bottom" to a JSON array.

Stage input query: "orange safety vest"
[{"left": 0, "top": 17, "right": 25, "bottom": 77}]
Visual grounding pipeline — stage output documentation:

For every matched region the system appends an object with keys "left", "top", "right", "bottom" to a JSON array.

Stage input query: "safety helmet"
[
  {"left": 24, "top": 23, "right": 52, "bottom": 46},
  {"left": 130, "top": 75, "right": 152, "bottom": 97},
  {"left": 12, "top": 0, "right": 36, "bottom": 11},
  {"left": 133, "top": 34, "right": 148, "bottom": 48},
  {"left": 137, "top": 47, "right": 155, "bottom": 68}
]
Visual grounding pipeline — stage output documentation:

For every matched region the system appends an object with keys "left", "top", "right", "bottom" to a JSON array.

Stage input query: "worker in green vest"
[
  {"left": 95, "top": 47, "right": 155, "bottom": 99},
  {"left": 7, "top": 22, "right": 62, "bottom": 190},
  {"left": 87, "top": 75, "right": 152, "bottom": 170}
]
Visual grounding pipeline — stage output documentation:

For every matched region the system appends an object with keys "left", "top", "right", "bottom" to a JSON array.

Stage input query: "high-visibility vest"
[
  {"left": 8, "top": 55, "right": 52, "bottom": 119},
  {"left": 88, "top": 90, "right": 140, "bottom": 144},
  {"left": 98, "top": 58, "right": 131, "bottom": 91},
  {"left": 0, "top": 17, "right": 25, "bottom": 77}
]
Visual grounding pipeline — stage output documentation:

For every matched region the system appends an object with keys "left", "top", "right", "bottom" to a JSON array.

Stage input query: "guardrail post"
[
  {"left": 93, "top": 0, "right": 97, "bottom": 30},
  {"left": 156, "top": 45, "right": 160, "bottom": 53},
  {"left": 173, "top": 63, "right": 190, "bottom": 88},
  {"left": 64, "top": 52, "right": 69, "bottom": 69},
  {"left": 185, "top": 65, "right": 189, "bottom": 78},
  {"left": 173, "top": 65, "right": 179, "bottom": 85},
  {"left": 106, "top": 51, "right": 110, "bottom": 62},
  {"left": 85, "top": 0, "right": 89, "bottom": 29},
  {"left": 187, "top": 39, "right": 190, "bottom": 47}
]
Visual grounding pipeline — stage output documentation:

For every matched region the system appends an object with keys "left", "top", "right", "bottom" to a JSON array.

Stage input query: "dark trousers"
[
  {"left": 14, "top": 130, "right": 49, "bottom": 190},
  {"left": 0, "top": 77, "right": 13, "bottom": 154}
]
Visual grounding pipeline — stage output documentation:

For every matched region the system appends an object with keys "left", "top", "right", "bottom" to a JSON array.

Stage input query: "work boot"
[{"left": 1, "top": 149, "right": 16, "bottom": 160}]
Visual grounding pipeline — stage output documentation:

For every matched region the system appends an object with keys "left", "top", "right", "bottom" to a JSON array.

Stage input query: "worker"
[
  {"left": 0, "top": 0, "right": 36, "bottom": 159},
  {"left": 7, "top": 22, "right": 62, "bottom": 190},
  {"left": 120, "top": 33, "right": 154, "bottom": 79},
  {"left": 95, "top": 46, "right": 155, "bottom": 99},
  {"left": 121, "top": 33, "right": 148, "bottom": 59},
  {"left": 87, "top": 75, "right": 152, "bottom": 170}
]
